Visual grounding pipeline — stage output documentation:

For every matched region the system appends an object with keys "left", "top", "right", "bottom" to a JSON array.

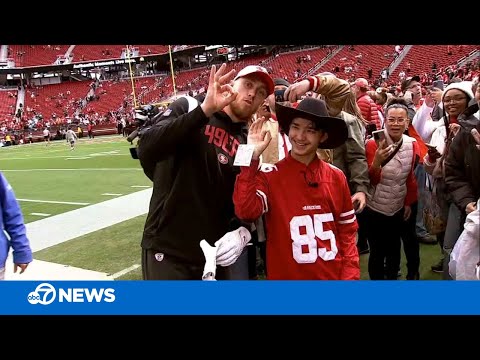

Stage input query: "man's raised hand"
[{"left": 201, "top": 63, "right": 237, "bottom": 117}]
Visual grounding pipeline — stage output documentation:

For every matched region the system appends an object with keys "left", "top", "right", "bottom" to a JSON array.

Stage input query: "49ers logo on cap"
[{"left": 217, "top": 153, "right": 228, "bottom": 164}]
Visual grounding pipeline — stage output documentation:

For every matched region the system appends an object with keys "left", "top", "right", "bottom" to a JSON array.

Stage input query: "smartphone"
[
  {"left": 366, "top": 123, "right": 377, "bottom": 136},
  {"left": 372, "top": 129, "right": 386, "bottom": 144}
]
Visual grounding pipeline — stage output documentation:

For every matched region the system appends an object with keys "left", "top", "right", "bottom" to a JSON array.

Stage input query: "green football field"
[
  {"left": 0, "top": 136, "right": 150, "bottom": 222},
  {"left": 0, "top": 135, "right": 443, "bottom": 280}
]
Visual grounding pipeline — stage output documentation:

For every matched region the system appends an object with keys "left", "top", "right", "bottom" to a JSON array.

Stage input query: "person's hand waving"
[
  {"left": 424, "top": 90, "right": 435, "bottom": 107},
  {"left": 248, "top": 117, "right": 272, "bottom": 160},
  {"left": 200, "top": 63, "right": 237, "bottom": 117}
]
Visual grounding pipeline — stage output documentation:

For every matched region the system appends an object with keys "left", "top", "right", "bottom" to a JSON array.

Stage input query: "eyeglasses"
[
  {"left": 443, "top": 97, "right": 467, "bottom": 105},
  {"left": 386, "top": 118, "right": 407, "bottom": 124}
]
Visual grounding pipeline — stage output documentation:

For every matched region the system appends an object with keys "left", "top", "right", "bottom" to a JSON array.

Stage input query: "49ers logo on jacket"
[
  {"left": 204, "top": 125, "right": 240, "bottom": 157},
  {"left": 217, "top": 153, "right": 228, "bottom": 164}
]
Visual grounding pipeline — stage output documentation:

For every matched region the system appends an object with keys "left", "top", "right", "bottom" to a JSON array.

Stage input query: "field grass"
[
  {"left": 359, "top": 243, "right": 443, "bottom": 280},
  {"left": 0, "top": 135, "right": 445, "bottom": 280},
  {"left": 1, "top": 136, "right": 150, "bottom": 223},
  {"left": 34, "top": 214, "right": 147, "bottom": 278}
]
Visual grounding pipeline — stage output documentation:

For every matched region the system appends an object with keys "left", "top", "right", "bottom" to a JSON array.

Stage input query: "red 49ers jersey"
[{"left": 234, "top": 156, "right": 359, "bottom": 280}]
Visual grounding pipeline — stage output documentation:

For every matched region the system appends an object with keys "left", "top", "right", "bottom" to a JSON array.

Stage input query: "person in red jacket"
[
  {"left": 233, "top": 98, "right": 359, "bottom": 280},
  {"left": 353, "top": 78, "right": 381, "bottom": 130}
]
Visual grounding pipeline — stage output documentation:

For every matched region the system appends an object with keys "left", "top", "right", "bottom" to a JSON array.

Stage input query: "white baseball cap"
[{"left": 234, "top": 65, "right": 274, "bottom": 95}]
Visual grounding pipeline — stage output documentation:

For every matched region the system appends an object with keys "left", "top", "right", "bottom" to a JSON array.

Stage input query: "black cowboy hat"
[{"left": 275, "top": 97, "right": 348, "bottom": 149}]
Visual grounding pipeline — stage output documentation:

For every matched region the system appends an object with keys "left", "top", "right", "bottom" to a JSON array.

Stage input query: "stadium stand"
[{"left": 0, "top": 44, "right": 478, "bottom": 145}]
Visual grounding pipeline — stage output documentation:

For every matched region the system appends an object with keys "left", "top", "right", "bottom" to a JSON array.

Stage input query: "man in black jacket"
[{"left": 137, "top": 63, "right": 274, "bottom": 280}]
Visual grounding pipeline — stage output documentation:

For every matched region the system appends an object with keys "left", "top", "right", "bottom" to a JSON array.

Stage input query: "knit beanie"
[{"left": 442, "top": 81, "right": 474, "bottom": 102}]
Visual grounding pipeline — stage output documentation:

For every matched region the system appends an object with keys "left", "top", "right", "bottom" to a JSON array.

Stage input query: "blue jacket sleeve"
[{"left": 0, "top": 173, "right": 32, "bottom": 264}]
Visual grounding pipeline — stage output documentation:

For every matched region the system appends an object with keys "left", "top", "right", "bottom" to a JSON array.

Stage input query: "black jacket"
[
  {"left": 137, "top": 96, "right": 248, "bottom": 265},
  {"left": 444, "top": 102, "right": 480, "bottom": 212}
]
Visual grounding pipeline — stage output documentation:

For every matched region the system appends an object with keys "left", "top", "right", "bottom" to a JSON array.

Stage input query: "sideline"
[{"left": 26, "top": 187, "right": 152, "bottom": 252}]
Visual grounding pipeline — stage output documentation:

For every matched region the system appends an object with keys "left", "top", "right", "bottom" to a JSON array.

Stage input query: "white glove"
[
  {"left": 215, "top": 226, "right": 252, "bottom": 267},
  {"left": 200, "top": 240, "right": 217, "bottom": 281}
]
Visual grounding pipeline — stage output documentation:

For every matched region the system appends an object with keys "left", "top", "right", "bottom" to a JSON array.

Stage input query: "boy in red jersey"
[{"left": 233, "top": 98, "right": 360, "bottom": 279}]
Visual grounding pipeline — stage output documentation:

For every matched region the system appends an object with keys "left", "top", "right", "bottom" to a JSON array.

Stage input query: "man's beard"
[{"left": 229, "top": 99, "right": 259, "bottom": 122}]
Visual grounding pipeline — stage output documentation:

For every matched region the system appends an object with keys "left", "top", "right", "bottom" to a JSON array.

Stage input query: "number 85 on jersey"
[{"left": 290, "top": 213, "right": 337, "bottom": 263}]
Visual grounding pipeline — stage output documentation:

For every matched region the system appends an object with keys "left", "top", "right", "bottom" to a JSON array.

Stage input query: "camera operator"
[{"left": 127, "top": 104, "right": 161, "bottom": 144}]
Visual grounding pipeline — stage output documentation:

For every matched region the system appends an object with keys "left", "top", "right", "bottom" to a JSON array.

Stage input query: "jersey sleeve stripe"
[
  {"left": 312, "top": 76, "right": 319, "bottom": 92},
  {"left": 338, "top": 216, "right": 356, "bottom": 224},
  {"left": 255, "top": 190, "right": 268, "bottom": 214},
  {"left": 340, "top": 209, "right": 355, "bottom": 217}
]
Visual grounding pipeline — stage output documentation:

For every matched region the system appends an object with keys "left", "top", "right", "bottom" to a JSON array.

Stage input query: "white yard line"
[
  {"left": 30, "top": 212, "right": 51, "bottom": 217},
  {"left": 131, "top": 185, "right": 150, "bottom": 188},
  {"left": 25, "top": 188, "right": 152, "bottom": 252},
  {"left": 18, "top": 198, "right": 90, "bottom": 206},
  {"left": 102, "top": 193, "right": 123, "bottom": 196},
  {"left": 109, "top": 264, "right": 141, "bottom": 279},
  {"left": 5, "top": 259, "right": 112, "bottom": 281}
]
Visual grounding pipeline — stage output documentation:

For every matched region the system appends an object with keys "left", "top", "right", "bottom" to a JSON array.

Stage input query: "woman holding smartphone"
[{"left": 363, "top": 98, "right": 420, "bottom": 280}]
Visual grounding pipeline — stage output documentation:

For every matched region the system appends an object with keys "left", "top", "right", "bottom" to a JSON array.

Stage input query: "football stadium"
[{"left": 0, "top": 44, "right": 478, "bottom": 281}]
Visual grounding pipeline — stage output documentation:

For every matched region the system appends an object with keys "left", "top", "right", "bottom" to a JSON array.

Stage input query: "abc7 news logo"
[{"left": 27, "top": 283, "right": 56, "bottom": 305}]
